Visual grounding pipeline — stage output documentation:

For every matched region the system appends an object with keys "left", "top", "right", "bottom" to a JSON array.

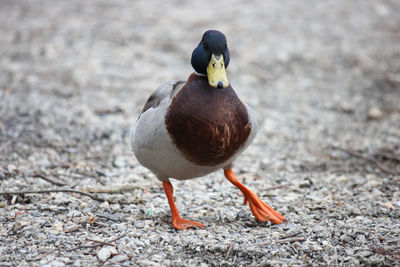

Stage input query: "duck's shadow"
[{"left": 154, "top": 209, "right": 278, "bottom": 230}]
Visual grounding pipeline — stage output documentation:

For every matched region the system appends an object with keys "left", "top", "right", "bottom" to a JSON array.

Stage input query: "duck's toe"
[
  {"left": 245, "top": 193, "right": 286, "bottom": 224},
  {"left": 172, "top": 218, "right": 204, "bottom": 230}
]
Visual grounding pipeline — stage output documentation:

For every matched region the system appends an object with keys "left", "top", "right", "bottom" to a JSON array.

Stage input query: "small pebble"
[
  {"left": 345, "top": 248, "right": 354, "bottom": 256},
  {"left": 367, "top": 107, "right": 383, "bottom": 120},
  {"left": 112, "top": 254, "right": 129, "bottom": 263},
  {"left": 97, "top": 247, "right": 112, "bottom": 261}
]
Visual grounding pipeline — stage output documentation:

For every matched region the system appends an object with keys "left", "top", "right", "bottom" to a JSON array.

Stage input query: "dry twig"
[
  {"left": 0, "top": 189, "right": 108, "bottom": 203},
  {"left": 333, "top": 146, "right": 398, "bottom": 175},
  {"left": 264, "top": 185, "right": 288, "bottom": 191},
  {"left": 280, "top": 230, "right": 303, "bottom": 239},
  {"left": 225, "top": 244, "right": 234, "bottom": 258},
  {"left": 0, "top": 183, "right": 149, "bottom": 204},
  {"left": 375, "top": 151, "right": 400, "bottom": 162},
  {"left": 83, "top": 185, "right": 147, "bottom": 194},
  {"left": 276, "top": 237, "right": 306, "bottom": 243},
  {"left": 78, "top": 232, "right": 127, "bottom": 249},
  {"left": 32, "top": 172, "right": 67, "bottom": 186}
]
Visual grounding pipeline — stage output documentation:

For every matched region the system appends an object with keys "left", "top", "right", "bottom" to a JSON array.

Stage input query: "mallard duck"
[{"left": 131, "top": 30, "right": 285, "bottom": 230}]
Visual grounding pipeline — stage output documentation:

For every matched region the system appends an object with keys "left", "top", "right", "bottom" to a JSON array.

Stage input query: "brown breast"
[{"left": 165, "top": 73, "right": 251, "bottom": 166}]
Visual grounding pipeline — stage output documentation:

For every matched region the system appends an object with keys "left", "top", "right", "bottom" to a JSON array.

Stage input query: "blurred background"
[{"left": 0, "top": 0, "right": 399, "bottom": 265}]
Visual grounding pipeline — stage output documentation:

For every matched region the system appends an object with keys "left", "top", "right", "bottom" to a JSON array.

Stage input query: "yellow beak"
[{"left": 206, "top": 54, "right": 229, "bottom": 88}]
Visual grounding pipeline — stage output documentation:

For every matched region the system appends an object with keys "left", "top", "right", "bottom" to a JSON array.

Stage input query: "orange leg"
[
  {"left": 224, "top": 169, "right": 285, "bottom": 224},
  {"left": 162, "top": 181, "right": 204, "bottom": 230}
]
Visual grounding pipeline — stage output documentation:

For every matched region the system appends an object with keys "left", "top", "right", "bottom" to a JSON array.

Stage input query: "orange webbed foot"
[
  {"left": 224, "top": 169, "right": 286, "bottom": 224},
  {"left": 172, "top": 217, "right": 204, "bottom": 230},
  {"left": 244, "top": 190, "right": 286, "bottom": 224}
]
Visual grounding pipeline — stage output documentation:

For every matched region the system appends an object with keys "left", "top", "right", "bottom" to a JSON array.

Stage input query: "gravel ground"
[{"left": 1, "top": 0, "right": 400, "bottom": 266}]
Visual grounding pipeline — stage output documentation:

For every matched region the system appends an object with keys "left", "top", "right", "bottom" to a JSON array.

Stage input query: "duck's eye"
[
  {"left": 203, "top": 43, "right": 208, "bottom": 49},
  {"left": 224, "top": 44, "right": 227, "bottom": 49},
  {"left": 212, "top": 62, "right": 216, "bottom": 68}
]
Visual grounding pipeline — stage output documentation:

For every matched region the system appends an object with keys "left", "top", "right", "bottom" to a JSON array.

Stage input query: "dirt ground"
[{"left": 1, "top": 0, "right": 400, "bottom": 266}]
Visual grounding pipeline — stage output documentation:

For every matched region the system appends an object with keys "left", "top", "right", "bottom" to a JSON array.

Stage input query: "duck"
[{"left": 131, "top": 30, "right": 285, "bottom": 230}]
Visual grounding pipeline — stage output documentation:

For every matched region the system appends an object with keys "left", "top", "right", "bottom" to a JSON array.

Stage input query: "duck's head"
[{"left": 191, "top": 30, "right": 230, "bottom": 89}]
